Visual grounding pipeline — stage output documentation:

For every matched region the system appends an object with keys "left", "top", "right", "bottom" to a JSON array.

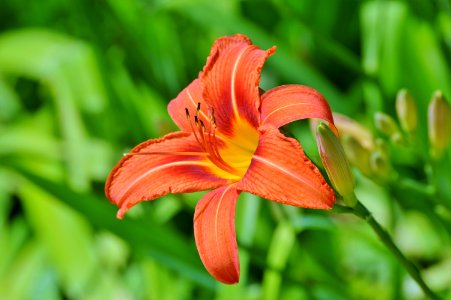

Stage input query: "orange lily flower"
[{"left": 105, "top": 34, "right": 336, "bottom": 284}]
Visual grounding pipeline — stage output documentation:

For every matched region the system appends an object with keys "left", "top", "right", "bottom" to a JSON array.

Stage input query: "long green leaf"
[{"left": 8, "top": 164, "right": 216, "bottom": 290}]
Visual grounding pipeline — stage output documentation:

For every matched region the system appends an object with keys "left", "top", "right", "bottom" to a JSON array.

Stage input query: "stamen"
[
  {"left": 202, "top": 128, "right": 238, "bottom": 174},
  {"left": 183, "top": 104, "right": 241, "bottom": 176},
  {"left": 210, "top": 129, "right": 223, "bottom": 162},
  {"left": 188, "top": 114, "right": 203, "bottom": 148},
  {"left": 210, "top": 109, "right": 217, "bottom": 128},
  {"left": 197, "top": 118, "right": 208, "bottom": 149}
]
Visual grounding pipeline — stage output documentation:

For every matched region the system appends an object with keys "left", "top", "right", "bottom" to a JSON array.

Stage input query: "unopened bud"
[
  {"left": 428, "top": 91, "right": 451, "bottom": 159},
  {"left": 396, "top": 89, "right": 418, "bottom": 133},
  {"left": 370, "top": 151, "right": 392, "bottom": 179},
  {"left": 342, "top": 135, "right": 372, "bottom": 176},
  {"left": 375, "top": 138, "right": 389, "bottom": 157},
  {"left": 374, "top": 112, "right": 403, "bottom": 143},
  {"left": 316, "top": 123, "right": 356, "bottom": 205},
  {"left": 333, "top": 113, "right": 375, "bottom": 150}
]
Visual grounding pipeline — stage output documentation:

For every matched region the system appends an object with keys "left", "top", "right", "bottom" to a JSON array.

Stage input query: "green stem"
[{"left": 351, "top": 201, "right": 440, "bottom": 300}]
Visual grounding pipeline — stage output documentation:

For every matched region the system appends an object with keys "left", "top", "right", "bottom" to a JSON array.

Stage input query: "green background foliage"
[{"left": 1, "top": 0, "right": 450, "bottom": 299}]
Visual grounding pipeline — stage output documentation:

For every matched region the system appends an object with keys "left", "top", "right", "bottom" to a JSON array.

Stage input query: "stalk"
[{"left": 351, "top": 201, "right": 440, "bottom": 300}]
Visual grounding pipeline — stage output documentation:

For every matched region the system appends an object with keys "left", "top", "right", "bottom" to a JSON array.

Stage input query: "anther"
[
  {"left": 200, "top": 120, "right": 206, "bottom": 129},
  {"left": 194, "top": 115, "right": 199, "bottom": 125},
  {"left": 185, "top": 108, "right": 190, "bottom": 118},
  {"left": 210, "top": 109, "right": 217, "bottom": 128},
  {"left": 197, "top": 102, "right": 201, "bottom": 112}
]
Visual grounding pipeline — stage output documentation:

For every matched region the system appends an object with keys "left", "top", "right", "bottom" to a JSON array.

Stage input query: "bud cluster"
[
  {"left": 317, "top": 89, "right": 451, "bottom": 189},
  {"left": 394, "top": 89, "right": 450, "bottom": 159},
  {"left": 332, "top": 113, "right": 392, "bottom": 181},
  {"left": 316, "top": 90, "right": 450, "bottom": 202}
]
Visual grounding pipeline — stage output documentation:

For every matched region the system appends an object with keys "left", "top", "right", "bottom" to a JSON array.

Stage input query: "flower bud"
[
  {"left": 342, "top": 135, "right": 372, "bottom": 176},
  {"left": 316, "top": 123, "right": 356, "bottom": 205},
  {"left": 333, "top": 113, "right": 375, "bottom": 150},
  {"left": 375, "top": 138, "right": 389, "bottom": 158},
  {"left": 370, "top": 151, "right": 392, "bottom": 180},
  {"left": 396, "top": 89, "right": 418, "bottom": 133},
  {"left": 374, "top": 112, "right": 403, "bottom": 144},
  {"left": 428, "top": 91, "right": 451, "bottom": 159}
]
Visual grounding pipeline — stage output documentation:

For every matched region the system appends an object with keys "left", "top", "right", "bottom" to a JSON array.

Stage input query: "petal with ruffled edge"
[
  {"left": 105, "top": 132, "right": 230, "bottom": 218},
  {"left": 260, "top": 85, "right": 337, "bottom": 134},
  {"left": 168, "top": 79, "right": 212, "bottom": 132},
  {"left": 237, "top": 126, "right": 335, "bottom": 209},
  {"left": 194, "top": 185, "right": 240, "bottom": 284},
  {"left": 201, "top": 34, "right": 275, "bottom": 134}
]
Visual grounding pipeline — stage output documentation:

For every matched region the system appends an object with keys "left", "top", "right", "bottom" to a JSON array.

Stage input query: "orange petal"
[
  {"left": 194, "top": 185, "right": 240, "bottom": 284},
  {"left": 237, "top": 126, "right": 335, "bottom": 209},
  {"left": 168, "top": 79, "right": 211, "bottom": 132},
  {"left": 105, "top": 131, "right": 229, "bottom": 218},
  {"left": 201, "top": 34, "right": 276, "bottom": 135},
  {"left": 260, "top": 85, "right": 337, "bottom": 134}
]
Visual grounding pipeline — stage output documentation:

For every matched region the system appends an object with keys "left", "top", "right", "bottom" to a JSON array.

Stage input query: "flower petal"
[
  {"left": 168, "top": 79, "right": 211, "bottom": 132},
  {"left": 237, "top": 126, "right": 335, "bottom": 209},
  {"left": 201, "top": 34, "right": 276, "bottom": 134},
  {"left": 105, "top": 132, "right": 229, "bottom": 218},
  {"left": 260, "top": 85, "right": 337, "bottom": 133},
  {"left": 194, "top": 185, "right": 240, "bottom": 284}
]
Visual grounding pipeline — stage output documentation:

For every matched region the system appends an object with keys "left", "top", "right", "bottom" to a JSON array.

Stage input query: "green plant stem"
[{"left": 351, "top": 201, "right": 440, "bottom": 300}]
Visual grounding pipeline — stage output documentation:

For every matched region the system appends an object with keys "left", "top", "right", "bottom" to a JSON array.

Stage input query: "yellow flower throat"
[{"left": 187, "top": 105, "right": 259, "bottom": 181}]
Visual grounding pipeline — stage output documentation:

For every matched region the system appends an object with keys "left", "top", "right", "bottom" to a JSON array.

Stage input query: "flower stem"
[{"left": 351, "top": 201, "right": 440, "bottom": 300}]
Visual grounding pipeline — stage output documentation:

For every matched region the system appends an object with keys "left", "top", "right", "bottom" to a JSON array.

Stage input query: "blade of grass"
[{"left": 8, "top": 163, "right": 216, "bottom": 289}]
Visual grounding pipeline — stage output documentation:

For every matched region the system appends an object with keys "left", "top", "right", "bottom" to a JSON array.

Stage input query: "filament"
[{"left": 184, "top": 104, "right": 240, "bottom": 175}]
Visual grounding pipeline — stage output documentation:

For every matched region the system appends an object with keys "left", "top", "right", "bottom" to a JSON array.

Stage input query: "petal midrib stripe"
[
  {"left": 116, "top": 160, "right": 211, "bottom": 205},
  {"left": 230, "top": 47, "right": 247, "bottom": 120},
  {"left": 252, "top": 154, "right": 326, "bottom": 200},
  {"left": 214, "top": 185, "right": 236, "bottom": 280},
  {"left": 261, "top": 102, "right": 311, "bottom": 125}
]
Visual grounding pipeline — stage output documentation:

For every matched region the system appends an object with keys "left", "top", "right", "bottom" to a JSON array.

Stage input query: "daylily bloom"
[{"left": 105, "top": 34, "right": 336, "bottom": 284}]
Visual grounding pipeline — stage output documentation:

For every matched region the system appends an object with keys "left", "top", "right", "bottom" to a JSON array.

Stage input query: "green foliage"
[{"left": 1, "top": 0, "right": 450, "bottom": 299}]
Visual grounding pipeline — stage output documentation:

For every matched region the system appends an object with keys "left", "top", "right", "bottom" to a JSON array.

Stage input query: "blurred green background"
[{"left": 1, "top": 0, "right": 451, "bottom": 299}]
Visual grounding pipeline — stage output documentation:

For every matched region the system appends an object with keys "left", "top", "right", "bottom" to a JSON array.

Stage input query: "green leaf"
[
  {"left": 0, "top": 78, "right": 21, "bottom": 123},
  {"left": 0, "top": 29, "right": 109, "bottom": 191},
  {"left": 0, "top": 240, "right": 47, "bottom": 300},
  {"left": 9, "top": 164, "right": 216, "bottom": 290},
  {"left": 262, "top": 222, "right": 295, "bottom": 300},
  {"left": 18, "top": 179, "right": 98, "bottom": 298}
]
